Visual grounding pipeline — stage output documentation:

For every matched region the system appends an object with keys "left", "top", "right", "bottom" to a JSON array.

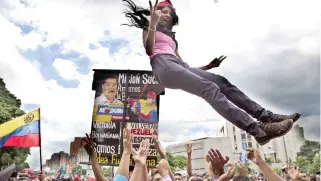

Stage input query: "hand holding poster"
[{"left": 91, "top": 69, "right": 165, "bottom": 167}]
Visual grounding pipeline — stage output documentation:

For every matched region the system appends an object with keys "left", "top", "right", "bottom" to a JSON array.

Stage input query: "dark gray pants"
[{"left": 151, "top": 54, "right": 268, "bottom": 135}]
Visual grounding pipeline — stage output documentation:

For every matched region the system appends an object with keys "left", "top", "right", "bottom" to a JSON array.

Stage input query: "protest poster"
[{"left": 91, "top": 69, "right": 165, "bottom": 167}]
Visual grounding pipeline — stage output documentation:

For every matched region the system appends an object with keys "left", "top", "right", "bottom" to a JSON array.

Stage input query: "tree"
[
  {"left": 273, "top": 168, "right": 282, "bottom": 176},
  {"left": 307, "top": 154, "right": 320, "bottom": 174},
  {"left": 72, "top": 165, "right": 82, "bottom": 175},
  {"left": 102, "top": 167, "right": 112, "bottom": 175},
  {"left": 81, "top": 169, "right": 87, "bottom": 175},
  {"left": 0, "top": 153, "right": 12, "bottom": 166},
  {"left": 294, "top": 156, "right": 309, "bottom": 173},
  {"left": 297, "top": 141, "right": 320, "bottom": 163},
  {"left": 16, "top": 162, "right": 30, "bottom": 171},
  {"left": 244, "top": 162, "right": 253, "bottom": 173},
  {"left": 265, "top": 158, "right": 273, "bottom": 164},
  {"left": 157, "top": 152, "right": 187, "bottom": 172},
  {"left": 275, "top": 158, "right": 282, "bottom": 163},
  {"left": 0, "top": 78, "right": 31, "bottom": 170},
  {"left": 172, "top": 155, "right": 187, "bottom": 171}
]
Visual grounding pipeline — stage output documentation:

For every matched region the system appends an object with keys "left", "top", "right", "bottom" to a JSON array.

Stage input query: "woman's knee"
[{"left": 216, "top": 75, "right": 234, "bottom": 89}]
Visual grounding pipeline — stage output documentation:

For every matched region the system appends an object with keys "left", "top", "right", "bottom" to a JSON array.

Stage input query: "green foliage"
[
  {"left": 157, "top": 152, "right": 187, "bottom": 172},
  {"left": 297, "top": 141, "right": 320, "bottom": 163},
  {"left": 0, "top": 78, "right": 30, "bottom": 170},
  {"left": 273, "top": 168, "right": 282, "bottom": 176},
  {"left": 295, "top": 156, "right": 310, "bottom": 173},
  {"left": 16, "top": 162, "right": 30, "bottom": 171},
  {"left": 307, "top": 154, "right": 320, "bottom": 174},
  {"left": 265, "top": 157, "right": 273, "bottom": 164},
  {"left": 294, "top": 141, "right": 320, "bottom": 174},
  {"left": 275, "top": 158, "right": 282, "bottom": 163},
  {"left": 72, "top": 165, "right": 82, "bottom": 175},
  {"left": 81, "top": 169, "right": 87, "bottom": 175},
  {"left": 244, "top": 162, "right": 252, "bottom": 173},
  {"left": 102, "top": 167, "right": 112, "bottom": 175},
  {"left": 172, "top": 155, "right": 187, "bottom": 171}
]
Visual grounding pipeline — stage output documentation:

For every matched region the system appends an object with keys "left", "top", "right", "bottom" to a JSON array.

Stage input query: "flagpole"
[{"left": 39, "top": 108, "right": 43, "bottom": 173}]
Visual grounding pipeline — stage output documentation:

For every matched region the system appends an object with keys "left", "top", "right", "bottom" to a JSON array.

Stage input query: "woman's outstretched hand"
[
  {"left": 207, "top": 55, "right": 227, "bottom": 69},
  {"left": 149, "top": 0, "right": 161, "bottom": 28}
]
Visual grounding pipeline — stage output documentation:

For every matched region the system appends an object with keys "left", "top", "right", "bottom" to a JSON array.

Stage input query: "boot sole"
[{"left": 257, "top": 119, "right": 294, "bottom": 146}]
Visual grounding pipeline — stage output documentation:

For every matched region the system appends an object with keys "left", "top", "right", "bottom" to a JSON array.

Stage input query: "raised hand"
[
  {"left": 286, "top": 164, "right": 300, "bottom": 180},
  {"left": 132, "top": 139, "right": 150, "bottom": 165},
  {"left": 218, "top": 163, "right": 235, "bottom": 181},
  {"left": 236, "top": 161, "right": 249, "bottom": 176},
  {"left": 123, "top": 128, "right": 133, "bottom": 154},
  {"left": 245, "top": 148, "right": 263, "bottom": 165},
  {"left": 82, "top": 133, "right": 94, "bottom": 156},
  {"left": 207, "top": 149, "right": 230, "bottom": 176},
  {"left": 207, "top": 55, "right": 227, "bottom": 69},
  {"left": 149, "top": 0, "right": 161, "bottom": 27},
  {"left": 153, "top": 134, "right": 166, "bottom": 159},
  {"left": 185, "top": 143, "right": 192, "bottom": 155},
  {"left": 156, "top": 159, "right": 170, "bottom": 177}
]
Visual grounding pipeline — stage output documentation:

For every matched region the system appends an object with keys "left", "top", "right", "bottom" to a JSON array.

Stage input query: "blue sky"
[{"left": 15, "top": 23, "right": 128, "bottom": 88}]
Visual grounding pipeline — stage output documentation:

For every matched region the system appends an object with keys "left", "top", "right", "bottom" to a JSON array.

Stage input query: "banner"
[{"left": 91, "top": 69, "right": 165, "bottom": 167}]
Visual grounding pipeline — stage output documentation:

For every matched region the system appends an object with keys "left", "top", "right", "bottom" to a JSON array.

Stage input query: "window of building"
[
  {"left": 247, "top": 133, "right": 251, "bottom": 140},
  {"left": 241, "top": 133, "right": 246, "bottom": 141},
  {"left": 233, "top": 126, "right": 235, "bottom": 134},
  {"left": 248, "top": 142, "right": 252, "bottom": 148},
  {"left": 242, "top": 142, "right": 247, "bottom": 149},
  {"left": 234, "top": 144, "right": 238, "bottom": 151},
  {"left": 234, "top": 135, "right": 237, "bottom": 142}
]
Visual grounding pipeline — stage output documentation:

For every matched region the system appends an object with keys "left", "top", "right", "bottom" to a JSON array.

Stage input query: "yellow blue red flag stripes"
[{"left": 0, "top": 109, "right": 40, "bottom": 148}]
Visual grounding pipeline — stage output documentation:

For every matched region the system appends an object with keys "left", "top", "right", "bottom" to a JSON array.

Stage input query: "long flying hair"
[{"left": 122, "top": 0, "right": 179, "bottom": 30}]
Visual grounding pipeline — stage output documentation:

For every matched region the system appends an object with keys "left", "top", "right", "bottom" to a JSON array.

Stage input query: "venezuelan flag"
[{"left": 0, "top": 109, "right": 40, "bottom": 148}]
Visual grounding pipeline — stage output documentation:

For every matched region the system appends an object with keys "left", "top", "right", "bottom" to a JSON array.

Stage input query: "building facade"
[
  {"left": 45, "top": 151, "right": 69, "bottom": 171},
  {"left": 221, "top": 121, "right": 305, "bottom": 165},
  {"left": 71, "top": 137, "right": 95, "bottom": 177},
  {"left": 166, "top": 137, "right": 236, "bottom": 174},
  {"left": 77, "top": 147, "right": 95, "bottom": 177},
  {"left": 70, "top": 137, "right": 85, "bottom": 156}
]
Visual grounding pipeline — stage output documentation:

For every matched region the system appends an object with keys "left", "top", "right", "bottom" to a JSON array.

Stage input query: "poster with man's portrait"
[{"left": 90, "top": 69, "right": 165, "bottom": 167}]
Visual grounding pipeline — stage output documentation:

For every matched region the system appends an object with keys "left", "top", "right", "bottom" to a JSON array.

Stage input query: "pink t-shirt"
[{"left": 150, "top": 31, "right": 177, "bottom": 59}]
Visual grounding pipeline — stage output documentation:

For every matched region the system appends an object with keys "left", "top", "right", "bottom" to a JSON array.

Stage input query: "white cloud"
[
  {"left": 53, "top": 58, "right": 78, "bottom": 80},
  {"left": 0, "top": 0, "right": 319, "bottom": 169}
]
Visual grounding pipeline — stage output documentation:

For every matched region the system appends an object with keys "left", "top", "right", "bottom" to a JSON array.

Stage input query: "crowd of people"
[{"left": 35, "top": 129, "right": 318, "bottom": 181}]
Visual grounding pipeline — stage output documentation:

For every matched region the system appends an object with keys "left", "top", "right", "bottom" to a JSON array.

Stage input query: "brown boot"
[
  {"left": 265, "top": 111, "right": 301, "bottom": 123},
  {"left": 255, "top": 119, "right": 294, "bottom": 145}
]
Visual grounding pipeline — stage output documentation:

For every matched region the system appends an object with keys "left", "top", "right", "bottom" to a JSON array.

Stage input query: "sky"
[{"left": 0, "top": 0, "right": 320, "bottom": 169}]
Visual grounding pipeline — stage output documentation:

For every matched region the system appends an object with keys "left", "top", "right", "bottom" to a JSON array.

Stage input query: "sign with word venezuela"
[{"left": 91, "top": 69, "right": 165, "bottom": 167}]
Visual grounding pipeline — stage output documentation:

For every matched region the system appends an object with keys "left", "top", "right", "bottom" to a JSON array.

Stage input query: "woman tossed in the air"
[{"left": 122, "top": 0, "right": 300, "bottom": 145}]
